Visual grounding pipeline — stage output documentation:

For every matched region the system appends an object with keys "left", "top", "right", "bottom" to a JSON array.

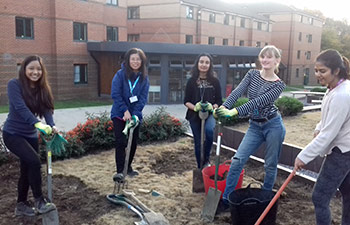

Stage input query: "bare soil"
[{"left": 0, "top": 111, "right": 343, "bottom": 225}]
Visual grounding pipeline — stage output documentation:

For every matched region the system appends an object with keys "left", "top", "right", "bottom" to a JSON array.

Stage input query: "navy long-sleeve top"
[
  {"left": 3, "top": 79, "right": 55, "bottom": 138},
  {"left": 223, "top": 69, "right": 286, "bottom": 119},
  {"left": 110, "top": 64, "right": 150, "bottom": 122}
]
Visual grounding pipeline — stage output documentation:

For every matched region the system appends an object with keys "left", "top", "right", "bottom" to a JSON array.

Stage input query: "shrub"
[
  {"left": 139, "top": 107, "right": 187, "bottom": 143},
  {"left": 275, "top": 96, "right": 303, "bottom": 116},
  {"left": 310, "top": 87, "right": 327, "bottom": 92},
  {"left": 221, "top": 98, "right": 249, "bottom": 126}
]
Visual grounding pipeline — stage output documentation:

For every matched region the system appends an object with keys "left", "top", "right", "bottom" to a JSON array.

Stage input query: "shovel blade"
[
  {"left": 192, "top": 169, "right": 205, "bottom": 193},
  {"left": 42, "top": 209, "right": 59, "bottom": 225},
  {"left": 201, "top": 187, "right": 222, "bottom": 222},
  {"left": 144, "top": 212, "right": 170, "bottom": 225}
]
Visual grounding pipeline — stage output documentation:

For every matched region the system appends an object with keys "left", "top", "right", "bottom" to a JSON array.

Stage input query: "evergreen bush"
[
  {"left": 275, "top": 96, "right": 304, "bottom": 116},
  {"left": 310, "top": 87, "right": 327, "bottom": 92}
]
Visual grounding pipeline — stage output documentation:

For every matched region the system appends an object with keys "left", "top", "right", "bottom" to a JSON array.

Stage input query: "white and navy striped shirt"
[{"left": 223, "top": 69, "right": 286, "bottom": 119}]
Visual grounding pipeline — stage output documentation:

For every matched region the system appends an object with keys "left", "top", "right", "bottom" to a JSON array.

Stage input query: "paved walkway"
[{"left": 0, "top": 104, "right": 188, "bottom": 132}]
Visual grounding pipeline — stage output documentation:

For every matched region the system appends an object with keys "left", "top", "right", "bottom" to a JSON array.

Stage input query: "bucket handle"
[
  {"left": 246, "top": 182, "right": 263, "bottom": 189},
  {"left": 222, "top": 160, "right": 232, "bottom": 166}
]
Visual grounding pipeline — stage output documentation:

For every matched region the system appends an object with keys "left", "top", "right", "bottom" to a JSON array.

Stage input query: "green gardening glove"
[
  {"left": 215, "top": 107, "right": 238, "bottom": 118},
  {"left": 35, "top": 122, "right": 52, "bottom": 135},
  {"left": 122, "top": 115, "right": 139, "bottom": 136},
  {"left": 193, "top": 102, "right": 202, "bottom": 112},
  {"left": 203, "top": 102, "right": 213, "bottom": 113}
]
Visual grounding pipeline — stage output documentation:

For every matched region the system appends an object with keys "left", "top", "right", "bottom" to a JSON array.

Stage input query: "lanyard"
[
  {"left": 329, "top": 78, "right": 344, "bottom": 91},
  {"left": 128, "top": 76, "right": 140, "bottom": 96}
]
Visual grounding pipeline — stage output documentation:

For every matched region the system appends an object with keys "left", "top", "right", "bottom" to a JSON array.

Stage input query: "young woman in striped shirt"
[{"left": 216, "top": 45, "right": 286, "bottom": 211}]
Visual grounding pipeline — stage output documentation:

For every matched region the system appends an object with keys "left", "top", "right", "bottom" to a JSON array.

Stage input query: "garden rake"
[{"left": 114, "top": 115, "right": 139, "bottom": 193}]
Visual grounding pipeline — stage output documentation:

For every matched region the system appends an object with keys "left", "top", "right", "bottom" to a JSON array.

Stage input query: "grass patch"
[
  {"left": 0, "top": 99, "right": 112, "bottom": 114},
  {"left": 283, "top": 85, "right": 305, "bottom": 92}
]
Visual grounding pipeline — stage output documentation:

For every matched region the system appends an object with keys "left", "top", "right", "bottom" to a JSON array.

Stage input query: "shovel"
[
  {"left": 40, "top": 133, "right": 67, "bottom": 225},
  {"left": 114, "top": 116, "right": 139, "bottom": 193},
  {"left": 254, "top": 169, "right": 296, "bottom": 225},
  {"left": 201, "top": 121, "right": 223, "bottom": 222},
  {"left": 192, "top": 102, "right": 209, "bottom": 193},
  {"left": 123, "top": 189, "right": 170, "bottom": 225}
]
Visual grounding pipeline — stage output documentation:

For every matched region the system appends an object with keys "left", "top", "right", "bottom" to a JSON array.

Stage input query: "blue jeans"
[
  {"left": 223, "top": 115, "right": 285, "bottom": 200},
  {"left": 312, "top": 147, "right": 350, "bottom": 225},
  {"left": 189, "top": 114, "right": 216, "bottom": 168}
]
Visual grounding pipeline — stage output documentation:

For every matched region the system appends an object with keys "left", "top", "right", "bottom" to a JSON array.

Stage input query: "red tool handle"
[{"left": 254, "top": 169, "right": 296, "bottom": 225}]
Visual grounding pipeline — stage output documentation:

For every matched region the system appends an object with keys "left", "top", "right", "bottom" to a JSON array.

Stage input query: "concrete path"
[{"left": 0, "top": 104, "right": 188, "bottom": 132}]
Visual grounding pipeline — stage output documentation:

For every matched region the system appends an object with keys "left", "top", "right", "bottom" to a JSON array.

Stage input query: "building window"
[
  {"left": 297, "top": 50, "right": 301, "bottom": 59},
  {"left": 307, "top": 34, "right": 312, "bottom": 43},
  {"left": 185, "top": 35, "right": 193, "bottom": 44},
  {"left": 128, "top": 34, "right": 140, "bottom": 42},
  {"left": 107, "top": 26, "right": 118, "bottom": 41},
  {"left": 300, "top": 15, "right": 303, "bottom": 23},
  {"left": 73, "top": 22, "right": 87, "bottom": 41},
  {"left": 296, "top": 68, "right": 299, "bottom": 78},
  {"left": 298, "top": 32, "right": 302, "bottom": 41},
  {"left": 223, "top": 39, "right": 228, "bottom": 45},
  {"left": 257, "top": 22, "right": 262, "bottom": 30},
  {"left": 256, "top": 41, "right": 261, "bottom": 47},
  {"left": 186, "top": 6, "right": 193, "bottom": 19},
  {"left": 15, "top": 17, "right": 34, "bottom": 39},
  {"left": 74, "top": 64, "right": 88, "bottom": 84},
  {"left": 306, "top": 51, "right": 311, "bottom": 60},
  {"left": 208, "top": 37, "right": 215, "bottom": 45},
  {"left": 106, "top": 0, "right": 118, "bottom": 5},
  {"left": 239, "top": 40, "right": 244, "bottom": 46},
  {"left": 128, "top": 7, "right": 140, "bottom": 19},
  {"left": 209, "top": 13, "right": 216, "bottom": 23},
  {"left": 224, "top": 14, "right": 229, "bottom": 25},
  {"left": 240, "top": 17, "right": 245, "bottom": 27}
]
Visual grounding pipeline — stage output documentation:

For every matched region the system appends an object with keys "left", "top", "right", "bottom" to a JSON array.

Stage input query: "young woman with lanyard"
[
  {"left": 2, "top": 55, "right": 57, "bottom": 216},
  {"left": 184, "top": 53, "right": 222, "bottom": 169},
  {"left": 215, "top": 45, "right": 286, "bottom": 212},
  {"left": 294, "top": 49, "right": 350, "bottom": 224},
  {"left": 111, "top": 48, "right": 150, "bottom": 181}
]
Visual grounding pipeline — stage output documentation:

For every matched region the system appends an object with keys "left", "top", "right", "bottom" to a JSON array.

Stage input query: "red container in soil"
[{"left": 202, "top": 160, "right": 244, "bottom": 199}]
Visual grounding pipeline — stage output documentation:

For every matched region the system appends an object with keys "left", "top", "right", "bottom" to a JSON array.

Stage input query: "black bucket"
[{"left": 228, "top": 184, "right": 278, "bottom": 225}]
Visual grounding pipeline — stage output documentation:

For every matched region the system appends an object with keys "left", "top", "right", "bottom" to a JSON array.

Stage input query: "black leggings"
[
  {"left": 2, "top": 131, "right": 43, "bottom": 202},
  {"left": 112, "top": 118, "right": 140, "bottom": 173}
]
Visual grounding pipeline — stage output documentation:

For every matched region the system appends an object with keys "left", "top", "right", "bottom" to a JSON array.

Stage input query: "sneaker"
[
  {"left": 216, "top": 199, "right": 230, "bottom": 215},
  {"left": 15, "top": 201, "right": 36, "bottom": 217},
  {"left": 113, "top": 173, "right": 124, "bottom": 182},
  {"left": 203, "top": 161, "right": 211, "bottom": 168},
  {"left": 35, "top": 196, "right": 56, "bottom": 214},
  {"left": 127, "top": 167, "right": 139, "bottom": 177}
]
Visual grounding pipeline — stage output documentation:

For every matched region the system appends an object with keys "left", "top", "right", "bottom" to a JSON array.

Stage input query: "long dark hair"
[
  {"left": 18, "top": 55, "right": 54, "bottom": 117},
  {"left": 123, "top": 48, "right": 147, "bottom": 80},
  {"left": 316, "top": 49, "right": 350, "bottom": 80},
  {"left": 191, "top": 53, "right": 215, "bottom": 82}
]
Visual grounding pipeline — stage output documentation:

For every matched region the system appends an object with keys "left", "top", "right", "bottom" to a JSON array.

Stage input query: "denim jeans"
[
  {"left": 312, "top": 147, "right": 350, "bottom": 225},
  {"left": 189, "top": 114, "right": 216, "bottom": 168},
  {"left": 222, "top": 114, "right": 285, "bottom": 200}
]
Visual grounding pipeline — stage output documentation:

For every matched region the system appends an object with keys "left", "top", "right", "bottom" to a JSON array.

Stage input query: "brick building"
[{"left": 0, "top": 0, "right": 323, "bottom": 105}]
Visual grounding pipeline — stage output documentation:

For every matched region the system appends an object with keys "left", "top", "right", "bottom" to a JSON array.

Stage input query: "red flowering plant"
[
  {"left": 139, "top": 107, "right": 187, "bottom": 143},
  {"left": 63, "top": 111, "right": 115, "bottom": 157}
]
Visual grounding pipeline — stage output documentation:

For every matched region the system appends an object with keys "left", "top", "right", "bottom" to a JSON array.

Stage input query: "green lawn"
[{"left": 0, "top": 99, "right": 112, "bottom": 114}]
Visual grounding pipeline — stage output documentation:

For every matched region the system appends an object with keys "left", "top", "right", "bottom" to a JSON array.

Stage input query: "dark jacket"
[
  {"left": 184, "top": 76, "right": 222, "bottom": 120},
  {"left": 3, "top": 79, "right": 54, "bottom": 138},
  {"left": 110, "top": 64, "right": 150, "bottom": 122}
]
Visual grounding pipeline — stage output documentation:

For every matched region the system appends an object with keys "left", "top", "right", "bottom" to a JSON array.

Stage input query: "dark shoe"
[
  {"left": 113, "top": 173, "right": 124, "bottom": 182},
  {"left": 127, "top": 167, "right": 139, "bottom": 177},
  {"left": 216, "top": 199, "right": 230, "bottom": 215},
  {"left": 203, "top": 161, "right": 211, "bottom": 168},
  {"left": 35, "top": 196, "right": 56, "bottom": 214},
  {"left": 15, "top": 201, "right": 36, "bottom": 217}
]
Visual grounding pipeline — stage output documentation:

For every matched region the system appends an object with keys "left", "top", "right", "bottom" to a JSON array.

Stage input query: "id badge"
[{"left": 129, "top": 95, "right": 138, "bottom": 103}]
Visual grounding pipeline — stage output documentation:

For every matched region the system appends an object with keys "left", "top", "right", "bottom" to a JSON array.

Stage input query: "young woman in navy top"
[
  {"left": 2, "top": 55, "right": 57, "bottom": 216},
  {"left": 111, "top": 48, "right": 150, "bottom": 181}
]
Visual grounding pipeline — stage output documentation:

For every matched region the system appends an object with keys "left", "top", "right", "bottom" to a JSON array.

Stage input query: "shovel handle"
[{"left": 254, "top": 170, "right": 296, "bottom": 225}]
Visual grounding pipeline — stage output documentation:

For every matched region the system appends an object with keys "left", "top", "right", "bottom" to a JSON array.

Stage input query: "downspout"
[
  {"left": 287, "top": 13, "right": 294, "bottom": 85},
  {"left": 90, "top": 52, "right": 101, "bottom": 97}
]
